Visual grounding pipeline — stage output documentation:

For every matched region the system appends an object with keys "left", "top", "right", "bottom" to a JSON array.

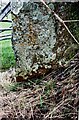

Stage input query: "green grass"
[
  {"left": 0, "top": 14, "right": 15, "bottom": 70},
  {"left": 0, "top": 40, "right": 15, "bottom": 70}
]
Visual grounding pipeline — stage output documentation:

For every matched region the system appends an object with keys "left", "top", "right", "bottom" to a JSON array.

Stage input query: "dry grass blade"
[
  {"left": 64, "top": 20, "right": 79, "bottom": 22},
  {"left": 44, "top": 98, "right": 72, "bottom": 119},
  {"left": 0, "top": 54, "right": 78, "bottom": 119}
]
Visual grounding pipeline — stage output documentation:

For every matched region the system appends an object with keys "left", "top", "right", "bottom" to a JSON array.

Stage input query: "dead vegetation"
[{"left": 0, "top": 53, "right": 79, "bottom": 120}]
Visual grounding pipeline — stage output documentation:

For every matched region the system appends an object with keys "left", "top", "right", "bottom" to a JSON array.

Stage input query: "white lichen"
[
  {"left": 11, "top": 0, "right": 30, "bottom": 15},
  {"left": 12, "top": 2, "right": 56, "bottom": 78}
]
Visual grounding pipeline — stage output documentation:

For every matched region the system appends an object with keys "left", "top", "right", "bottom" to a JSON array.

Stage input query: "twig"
[
  {"left": 64, "top": 20, "right": 79, "bottom": 23},
  {"left": 51, "top": 112, "right": 77, "bottom": 119},
  {"left": 63, "top": 22, "right": 79, "bottom": 45},
  {"left": 44, "top": 98, "right": 73, "bottom": 119},
  {"left": 40, "top": 0, "right": 79, "bottom": 45},
  {"left": 67, "top": 103, "right": 77, "bottom": 112}
]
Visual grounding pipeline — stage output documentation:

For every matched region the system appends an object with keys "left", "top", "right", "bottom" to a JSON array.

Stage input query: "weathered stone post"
[
  {"left": 11, "top": 1, "right": 79, "bottom": 81},
  {"left": 11, "top": 1, "right": 56, "bottom": 81}
]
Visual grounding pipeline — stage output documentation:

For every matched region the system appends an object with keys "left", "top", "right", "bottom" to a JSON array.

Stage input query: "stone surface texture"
[
  {"left": 12, "top": 2, "right": 56, "bottom": 80},
  {"left": 11, "top": 2, "right": 79, "bottom": 80}
]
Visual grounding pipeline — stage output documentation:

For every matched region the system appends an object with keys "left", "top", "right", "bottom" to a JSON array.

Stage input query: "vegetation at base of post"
[{"left": 0, "top": 40, "right": 15, "bottom": 70}]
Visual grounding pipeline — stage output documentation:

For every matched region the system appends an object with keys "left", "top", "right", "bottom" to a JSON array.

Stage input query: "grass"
[
  {"left": 0, "top": 14, "right": 15, "bottom": 70},
  {"left": 0, "top": 40, "right": 15, "bottom": 70}
]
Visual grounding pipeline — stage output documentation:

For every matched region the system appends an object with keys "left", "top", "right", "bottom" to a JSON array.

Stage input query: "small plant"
[
  {"left": 44, "top": 80, "right": 56, "bottom": 96},
  {"left": 39, "top": 95, "right": 43, "bottom": 108},
  {"left": 2, "top": 82, "right": 22, "bottom": 92},
  {"left": 8, "top": 83, "right": 21, "bottom": 91}
]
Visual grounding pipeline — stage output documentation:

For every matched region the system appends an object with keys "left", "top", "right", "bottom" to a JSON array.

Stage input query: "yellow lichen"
[{"left": 28, "top": 22, "right": 37, "bottom": 45}]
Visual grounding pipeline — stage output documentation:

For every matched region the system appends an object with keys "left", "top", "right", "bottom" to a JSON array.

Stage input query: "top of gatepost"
[
  {"left": 10, "top": 0, "right": 78, "bottom": 15},
  {"left": 10, "top": 0, "right": 78, "bottom": 2}
]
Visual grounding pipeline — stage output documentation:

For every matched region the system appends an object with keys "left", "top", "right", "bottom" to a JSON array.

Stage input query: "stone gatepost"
[
  {"left": 11, "top": 1, "right": 79, "bottom": 81},
  {"left": 11, "top": 1, "right": 57, "bottom": 81}
]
